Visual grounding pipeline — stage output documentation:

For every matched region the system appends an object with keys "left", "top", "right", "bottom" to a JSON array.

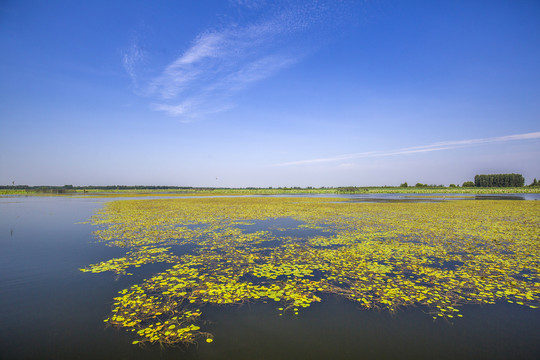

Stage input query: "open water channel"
[{"left": 1, "top": 194, "right": 539, "bottom": 359}]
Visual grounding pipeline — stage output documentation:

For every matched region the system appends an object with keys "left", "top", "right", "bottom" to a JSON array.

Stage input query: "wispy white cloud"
[
  {"left": 148, "top": 32, "right": 226, "bottom": 100},
  {"left": 147, "top": 18, "right": 305, "bottom": 119},
  {"left": 211, "top": 54, "right": 298, "bottom": 92},
  {"left": 228, "top": 0, "right": 267, "bottom": 10},
  {"left": 123, "top": 2, "right": 348, "bottom": 120},
  {"left": 122, "top": 39, "right": 145, "bottom": 87},
  {"left": 276, "top": 131, "right": 540, "bottom": 166},
  {"left": 152, "top": 100, "right": 234, "bottom": 122}
]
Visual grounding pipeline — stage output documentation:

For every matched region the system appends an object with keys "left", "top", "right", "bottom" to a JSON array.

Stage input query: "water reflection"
[{"left": 475, "top": 195, "right": 525, "bottom": 200}]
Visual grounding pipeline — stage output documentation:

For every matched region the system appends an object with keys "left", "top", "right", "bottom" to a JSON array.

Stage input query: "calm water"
[{"left": 1, "top": 195, "right": 540, "bottom": 359}]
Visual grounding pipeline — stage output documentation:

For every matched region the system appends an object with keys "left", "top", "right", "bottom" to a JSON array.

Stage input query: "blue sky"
[{"left": 1, "top": 0, "right": 539, "bottom": 187}]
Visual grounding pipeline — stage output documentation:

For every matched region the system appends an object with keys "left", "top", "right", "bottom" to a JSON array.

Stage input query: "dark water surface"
[{"left": 1, "top": 195, "right": 540, "bottom": 359}]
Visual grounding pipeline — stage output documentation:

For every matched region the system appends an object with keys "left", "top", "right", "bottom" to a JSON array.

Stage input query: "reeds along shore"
[{"left": 1, "top": 186, "right": 540, "bottom": 197}]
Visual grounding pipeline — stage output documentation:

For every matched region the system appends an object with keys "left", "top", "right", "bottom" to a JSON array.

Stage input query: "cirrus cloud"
[
  {"left": 122, "top": 1, "right": 354, "bottom": 121},
  {"left": 275, "top": 131, "right": 540, "bottom": 166}
]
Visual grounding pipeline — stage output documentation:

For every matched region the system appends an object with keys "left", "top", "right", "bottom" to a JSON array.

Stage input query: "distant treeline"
[
  {"left": 2, "top": 176, "right": 539, "bottom": 191},
  {"left": 399, "top": 182, "right": 446, "bottom": 188},
  {"left": 474, "top": 174, "right": 524, "bottom": 187},
  {"left": 0, "top": 185, "right": 195, "bottom": 191}
]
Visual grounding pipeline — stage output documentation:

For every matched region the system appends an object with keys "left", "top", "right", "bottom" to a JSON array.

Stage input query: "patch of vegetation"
[
  {"left": 1, "top": 183, "right": 540, "bottom": 196},
  {"left": 81, "top": 197, "right": 540, "bottom": 347}
]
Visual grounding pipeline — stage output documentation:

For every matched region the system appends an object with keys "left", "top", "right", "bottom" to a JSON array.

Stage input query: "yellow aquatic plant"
[{"left": 81, "top": 197, "right": 540, "bottom": 346}]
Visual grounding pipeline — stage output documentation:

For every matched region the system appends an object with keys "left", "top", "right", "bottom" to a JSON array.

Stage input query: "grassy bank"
[{"left": 2, "top": 186, "right": 540, "bottom": 197}]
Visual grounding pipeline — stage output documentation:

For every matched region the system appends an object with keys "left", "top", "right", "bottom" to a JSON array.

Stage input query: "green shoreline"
[{"left": 1, "top": 186, "right": 540, "bottom": 197}]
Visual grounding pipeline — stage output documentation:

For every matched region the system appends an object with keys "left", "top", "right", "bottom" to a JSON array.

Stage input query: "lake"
[{"left": 1, "top": 194, "right": 539, "bottom": 359}]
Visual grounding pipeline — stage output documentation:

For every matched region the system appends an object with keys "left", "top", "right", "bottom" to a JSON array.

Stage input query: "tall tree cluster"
[{"left": 474, "top": 174, "right": 524, "bottom": 187}]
